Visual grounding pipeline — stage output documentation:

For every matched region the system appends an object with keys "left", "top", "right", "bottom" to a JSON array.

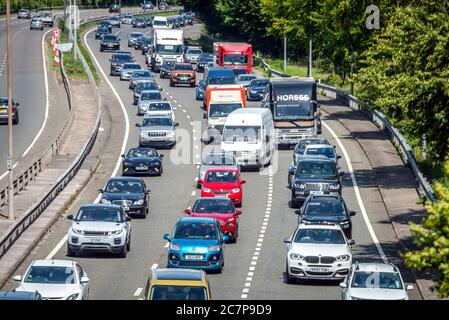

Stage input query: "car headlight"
[
  {"left": 101, "top": 199, "right": 111, "bottom": 204},
  {"left": 231, "top": 188, "right": 240, "bottom": 193},
  {"left": 109, "top": 229, "right": 123, "bottom": 235},
  {"left": 295, "top": 183, "right": 305, "bottom": 189},
  {"left": 72, "top": 228, "right": 84, "bottom": 235},
  {"left": 340, "top": 222, "right": 350, "bottom": 228},
  {"left": 66, "top": 293, "right": 79, "bottom": 300},
  {"left": 169, "top": 243, "right": 180, "bottom": 250},
  {"left": 123, "top": 162, "right": 133, "bottom": 167},
  {"left": 208, "top": 245, "right": 221, "bottom": 252},
  {"left": 336, "top": 254, "right": 350, "bottom": 262},
  {"left": 166, "top": 131, "right": 175, "bottom": 137},
  {"left": 133, "top": 199, "right": 144, "bottom": 205},
  {"left": 202, "top": 187, "right": 212, "bottom": 193},
  {"left": 329, "top": 184, "right": 340, "bottom": 190},
  {"left": 289, "top": 253, "right": 304, "bottom": 260}
]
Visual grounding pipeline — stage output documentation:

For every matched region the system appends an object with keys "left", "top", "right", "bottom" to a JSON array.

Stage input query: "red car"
[
  {"left": 184, "top": 197, "right": 242, "bottom": 243},
  {"left": 198, "top": 168, "right": 246, "bottom": 207}
]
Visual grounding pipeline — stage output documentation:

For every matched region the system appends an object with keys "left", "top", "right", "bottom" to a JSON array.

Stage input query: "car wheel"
[
  {"left": 118, "top": 245, "right": 127, "bottom": 258},
  {"left": 290, "top": 190, "right": 298, "bottom": 208},
  {"left": 100, "top": 48, "right": 103, "bottom": 52},
  {"left": 158, "top": 166, "right": 163, "bottom": 176},
  {"left": 13, "top": 113, "right": 18, "bottom": 125},
  {"left": 169, "top": 81, "right": 174, "bottom": 87},
  {"left": 127, "top": 237, "right": 131, "bottom": 252},
  {"left": 67, "top": 244, "right": 76, "bottom": 257},
  {"left": 285, "top": 263, "right": 295, "bottom": 284}
]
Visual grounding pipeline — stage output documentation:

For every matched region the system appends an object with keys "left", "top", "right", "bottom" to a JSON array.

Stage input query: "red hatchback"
[
  {"left": 185, "top": 197, "right": 242, "bottom": 243},
  {"left": 198, "top": 168, "right": 246, "bottom": 207}
]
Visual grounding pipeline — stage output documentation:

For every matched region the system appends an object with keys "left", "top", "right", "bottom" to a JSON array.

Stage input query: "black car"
[
  {"left": 196, "top": 53, "right": 214, "bottom": 72},
  {"left": 95, "top": 26, "right": 111, "bottom": 39},
  {"left": 109, "top": 4, "right": 121, "bottom": 13},
  {"left": 100, "top": 177, "right": 150, "bottom": 218},
  {"left": 134, "top": 36, "right": 151, "bottom": 50},
  {"left": 133, "top": 18, "right": 147, "bottom": 28},
  {"left": 0, "top": 97, "right": 19, "bottom": 125},
  {"left": 141, "top": 38, "right": 153, "bottom": 55},
  {"left": 296, "top": 194, "right": 356, "bottom": 239},
  {"left": 100, "top": 34, "right": 120, "bottom": 52},
  {"left": 110, "top": 53, "right": 134, "bottom": 76},
  {"left": 247, "top": 78, "right": 270, "bottom": 101},
  {"left": 98, "top": 20, "right": 112, "bottom": 33},
  {"left": 289, "top": 157, "right": 344, "bottom": 208},
  {"left": 159, "top": 61, "right": 176, "bottom": 79},
  {"left": 121, "top": 147, "right": 164, "bottom": 176}
]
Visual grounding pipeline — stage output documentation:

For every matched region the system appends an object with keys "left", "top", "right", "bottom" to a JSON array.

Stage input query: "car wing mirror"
[
  {"left": 223, "top": 235, "right": 230, "bottom": 242},
  {"left": 337, "top": 155, "right": 342, "bottom": 159},
  {"left": 98, "top": 189, "right": 104, "bottom": 193},
  {"left": 203, "top": 112, "right": 207, "bottom": 119},
  {"left": 348, "top": 239, "right": 355, "bottom": 246},
  {"left": 235, "top": 210, "right": 242, "bottom": 215},
  {"left": 349, "top": 211, "right": 356, "bottom": 216},
  {"left": 125, "top": 216, "right": 132, "bottom": 221},
  {"left": 283, "top": 237, "right": 292, "bottom": 244},
  {"left": 121, "top": 154, "right": 125, "bottom": 158},
  {"left": 294, "top": 209, "right": 302, "bottom": 215},
  {"left": 67, "top": 214, "right": 74, "bottom": 220},
  {"left": 339, "top": 171, "right": 345, "bottom": 176},
  {"left": 13, "top": 275, "right": 22, "bottom": 282},
  {"left": 240, "top": 180, "right": 246, "bottom": 184},
  {"left": 80, "top": 276, "right": 90, "bottom": 284},
  {"left": 135, "top": 123, "right": 141, "bottom": 127},
  {"left": 160, "top": 154, "right": 164, "bottom": 158},
  {"left": 163, "top": 233, "right": 171, "bottom": 241},
  {"left": 406, "top": 285, "right": 414, "bottom": 290},
  {"left": 339, "top": 282, "right": 347, "bottom": 289},
  {"left": 184, "top": 209, "right": 191, "bottom": 214},
  {"left": 146, "top": 189, "right": 151, "bottom": 194},
  {"left": 174, "top": 122, "right": 179, "bottom": 127}
]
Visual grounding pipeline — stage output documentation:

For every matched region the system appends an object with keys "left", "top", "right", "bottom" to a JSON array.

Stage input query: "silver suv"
[
  {"left": 136, "top": 115, "right": 178, "bottom": 148},
  {"left": 66, "top": 204, "right": 131, "bottom": 258},
  {"left": 340, "top": 262, "right": 414, "bottom": 300},
  {"left": 184, "top": 46, "right": 203, "bottom": 64}
]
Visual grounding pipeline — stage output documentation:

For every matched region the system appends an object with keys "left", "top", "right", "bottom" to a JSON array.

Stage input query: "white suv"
[
  {"left": 67, "top": 204, "right": 131, "bottom": 258},
  {"left": 284, "top": 223, "right": 354, "bottom": 283}
]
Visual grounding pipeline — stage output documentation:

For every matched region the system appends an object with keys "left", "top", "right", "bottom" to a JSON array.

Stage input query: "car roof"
[
  {"left": 141, "top": 90, "right": 161, "bottom": 93},
  {"left": 194, "top": 197, "right": 233, "bottom": 203},
  {"left": 354, "top": 262, "right": 399, "bottom": 273},
  {"left": 305, "top": 144, "right": 334, "bottom": 149},
  {"left": 205, "top": 167, "right": 238, "bottom": 173},
  {"left": 297, "top": 223, "right": 343, "bottom": 230},
  {"left": 79, "top": 203, "right": 122, "bottom": 210},
  {"left": 154, "top": 268, "right": 204, "bottom": 281},
  {"left": 298, "top": 156, "right": 335, "bottom": 163},
  {"left": 307, "top": 194, "right": 342, "bottom": 202},
  {"left": 31, "top": 259, "right": 75, "bottom": 267},
  {"left": 178, "top": 217, "right": 217, "bottom": 223},
  {"left": 108, "top": 176, "right": 143, "bottom": 182}
]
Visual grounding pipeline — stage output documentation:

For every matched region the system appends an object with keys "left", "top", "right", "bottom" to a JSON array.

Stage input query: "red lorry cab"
[{"left": 213, "top": 42, "right": 253, "bottom": 74}]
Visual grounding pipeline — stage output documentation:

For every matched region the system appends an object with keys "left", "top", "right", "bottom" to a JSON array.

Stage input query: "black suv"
[
  {"left": 159, "top": 61, "right": 176, "bottom": 79},
  {"left": 100, "top": 34, "right": 120, "bottom": 52},
  {"left": 296, "top": 194, "right": 356, "bottom": 239},
  {"left": 110, "top": 52, "right": 134, "bottom": 76},
  {"left": 289, "top": 157, "right": 344, "bottom": 208}
]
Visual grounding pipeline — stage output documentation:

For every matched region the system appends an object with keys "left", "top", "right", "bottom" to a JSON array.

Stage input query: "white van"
[
  {"left": 221, "top": 108, "right": 275, "bottom": 168},
  {"left": 152, "top": 16, "right": 169, "bottom": 29}
]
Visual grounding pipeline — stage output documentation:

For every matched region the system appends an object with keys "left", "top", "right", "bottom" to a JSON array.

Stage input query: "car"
[
  {"left": 129, "top": 70, "right": 154, "bottom": 90},
  {"left": 293, "top": 138, "right": 331, "bottom": 162},
  {"left": 159, "top": 60, "right": 176, "bottom": 79},
  {"left": 340, "top": 262, "right": 414, "bottom": 300},
  {"left": 97, "top": 20, "right": 112, "bottom": 33},
  {"left": 196, "top": 53, "right": 214, "bottom": 72},
  {"left": 41, "top": 12, "right": 54, "bottom": 27},
  {"left": 197, "top": 152, "right": 239, "bottom": 188},
  {"left": 108, "top": 16, "right": 121, "bottom": 28},
  {"left": 182, "top": 46, "right": 203, "bottom": 64},
  {"left": 169, "top": 63, "right": 196, "bottom": 87},
  {"left": 163, "top": 217, "right": 229, "bottom": 273},
  {"left": 144, "top": 101, "right": 175, "bottom": 122},
  {"left": 0, "top": 97, "right": 19, "bottom": 125},
  {"left": 141, "top": 37, "right": 153, "bottom": 55},
  {"left": 128, "top": 32, "right": 144, "bottom": 47},
  {"left": 121, "top": 147, "right": 164, "bottom": 176},
  {"left": 134, "top": 36, "right": 151, "bottom": 50},
  {"left": 198, "top": 168, "right": 246, "bottom": 207},
  {"left": 296, "top": 194, "right": 356, "bottom": 239},
  {"left": 95, "top": 26, "right": 111, "bottom": 39},
  {"left": 0, "top": 291, "right": 42, "bottom": 300},
  {"left": 145, "top": 16, "right": 155, "bottom": 27},
  {"left": 120, "top": 63, "right": 142, "bottom": 80},
  {"left": 109, "top": 4, "right": 121, "bottom": 13},
  {"left": 133, "top": 18, "right": 147, "bottom": 28},
  {"left": 100, "top": 177, "right": 150, "bottom": 218},
  {"left": 17, "top": 9, "right": 31, "bottom": 19},
  {"left": 100, "top": 34, "right": 120, "bottom": 52},
  {"left": 303, "top": 144, "right": 341, "bottom": 164},
  {"left": 143, "top": 268, "right": 211, "bottom": 300},
  {"left": 289, "top": 157, "right": 344, "bottom": 208},
  {"left": 14, "top": 259, "right": 90, "bottom": 300},
  {"left": 159, "top": 1, "right": 170, "bottom": 10},
  {"left": 247, "top": 78, "right": 270, "bottom": 101},
  {"left": 236, "top": 74, "right": 257, "bottom": 89},
  {"left": 66, "top": 204, "right": 132, "bottom": 257},
  {"left": 133, "top": 80, "right": 161, "bottom": 105},
  {"left": 110, "top": 52, "right": 134, "bottom": 76},
  {"left": 284, "top": 223, "right": 354, "bottom": 283},
  {"left": 121, "top": 15, "right": 134, "bottom": 25},
  {"left": 142, "top": 2, "right": 155, "bottom": 12},
  {"left": 137, "top": 90, "right": 165, "bottom": 116},
  {"left": 185, "top": 197, "right": 242, "bottom": 243},
  {"left": 29, "top": 17, "right": 43, "bottom": 30},
  {"left": 136, "top": 115, "right": 179, "bottom": 148}
]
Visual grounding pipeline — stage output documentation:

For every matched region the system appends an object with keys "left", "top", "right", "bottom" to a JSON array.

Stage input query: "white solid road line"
[
  {"left": 46, "top": 26, "right": 131, "bottom": 260},
  {"left": 21, "top": 28, "right": 52, "bottom": 157},
  {"left": 322, "top": 120, "right": 388, "bottom": 263}
]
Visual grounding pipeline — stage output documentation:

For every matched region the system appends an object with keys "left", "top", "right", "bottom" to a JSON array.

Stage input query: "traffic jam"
[{"left": 8, "top": 8, "right": 414, "bottom": 301}]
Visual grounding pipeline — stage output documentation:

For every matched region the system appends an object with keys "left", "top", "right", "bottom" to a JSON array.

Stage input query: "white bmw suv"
[{"left": 284, "top": 223, "right": 354, "bottom": 283}]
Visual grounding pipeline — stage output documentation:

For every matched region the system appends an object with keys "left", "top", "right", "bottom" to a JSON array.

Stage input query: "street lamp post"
[{"left": 5, "top": 0, "right": 14, "bottom": 220}]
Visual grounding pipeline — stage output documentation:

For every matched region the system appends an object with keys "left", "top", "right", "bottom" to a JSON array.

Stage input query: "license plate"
[
  {"left": 310, "top": 191, "right": 324, "bottom": 195},
  {"left": 136, "top": 166, "right": 148, "bottom": 170},
  {"left": 310, "top": 267, "right": 329, "bottom": 273},
  {"left": 122, "top": 206, "right": 130, "bottom": 211},
  {"left": 216, "top": 194, "right": 228, "bottom": 198},
  {"left": 185, "top": 255, "right": 204, "bottom": 260},
  {"left": 89, "top": 237, "right": 106, "bottom": 243},
  {"left": 179, "top": 77, "right": 188, "bottom": 80}
]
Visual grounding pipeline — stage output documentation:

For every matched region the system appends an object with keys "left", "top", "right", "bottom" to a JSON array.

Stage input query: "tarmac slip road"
[{"left": 1, "top": 22, "right": 422, "bottom": 300}]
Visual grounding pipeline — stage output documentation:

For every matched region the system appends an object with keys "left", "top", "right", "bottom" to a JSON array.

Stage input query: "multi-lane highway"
[{"left": 0, "top": 18, "right": 423, "bottom": 300}]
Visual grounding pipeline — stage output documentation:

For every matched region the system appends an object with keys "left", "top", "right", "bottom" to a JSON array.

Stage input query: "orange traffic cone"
[{"left": 54, "top": 49, "right": 60, "bottom": 67}]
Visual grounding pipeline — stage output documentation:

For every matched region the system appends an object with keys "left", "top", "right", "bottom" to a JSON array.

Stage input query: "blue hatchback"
[{"left": 163, "top": 217, "right": 229, "bottom": 273}]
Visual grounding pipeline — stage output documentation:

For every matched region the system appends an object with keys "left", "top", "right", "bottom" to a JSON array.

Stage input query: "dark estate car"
[
  {"left": 100, "top": 34, "right": 120, "bottom": 52},
  {"left": 110, "top": 52, "right": 134, "bottom": 76},
  {"left": 247, "top": 78, "right": 270, "bottom": 101},
  {"left": 196, "top": 53, "right": 214, "bottom": 72},
  {"left": 0, "top": 97, "right": 19, "bottom": 125},
  {"left": 133, "top": 18, "right": 147, "bottom": 28},
  {"left": 100, "top": 177, "right": 150, "bottom": 218},
  {"left": 159, "top": 61, "right": 176, "bottom": 79},
  {"left": 98, "top": 20, "right": 112, "bottom": 33},
  {"left": 95, "top": 26, "right": 111, "bottom": 39},
  {"left": 121, "top": 147, "right": 164, "bottom": 176}
]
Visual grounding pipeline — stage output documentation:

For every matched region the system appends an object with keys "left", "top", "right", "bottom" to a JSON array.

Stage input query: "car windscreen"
[
  {"left": 208, "top": 77, "right": 235, "bottom": 85},
  {"left": 174, "top": 222, "right": 217, "bottom": 239},
  {"left": 112, "top": 55, "right": 133, "bottom": 63},
  {"left": 295, "top": 139, "right": 328, "bottom": 153},
  {"left": 205, "top": 171, "right": 238, "bottom": 183},
  {"left": 305, "top": 199, "right": 345, "bottom": 216},
  {"left": 75, "top": 206, "right": 122, "bottom": 222},
  {"left": 305, "top": 147, "right": 335, "bottom": 159},
  {"left": 162, "top": 61, "right": 176, "bottom": 68},
  {"left": 238, "top": 75, "right": 256, "bottom": 82},
  {"left": 142, "top": 117, "right": 173, "bottom": 127},
  {"left": 105, "top": 180, "right": 143, "bottom": 193},
  {"left": 192, "top": 199, "right": 234, "bottom": 213},
  {"left": 209, "top": 103, "right": 242, "bottom": 118},
  {"left": 351, "top": 272, "right": 403, "bottom": 289},
  {"left": 153, "top": 20, "right": 167, "bottom": 26},
  {"left": 24, "top": 266, "right": 75, "bottom": 284},
  {"left": 148, "top": 102, "right": 171, "bottom": 111},
  {"left": 136, "top": 82, "right": 158, "bottom": 92},
  {"left": 294, "top": 229, "right": 346, "bottom": 244},
  {"left": 174, "top": 65, "right": 193, "bottom": 71},
  {"left": 295, "top": 161, "right": 337, "bottom": 178},
  {"left": 224, "top": 54, "right": 249, "bottom": 66},
  {"left": 132, "top": 71, "right": 152, "bottom": 77},
  {"left": 151, "top": 285, "right": 207, "bottom": 300},
  {"left": 103, "top": 35, "right": 117, "bottom": 41},
  {"left": 199, "top": 54, "right": 213, "bottom": 62},
  {"left": 187, "top": 49, "right": 202, "bottom": 55},
  {"left": 204, "top": 155, "right": 236, "bottom": 166},
  {"left": 127, "top": 148, "right": 158, "bottom": 158},
  {"left": 130, "top": 33, "right": 144, "bottom": 38},
  {"left": 275, "top": 101, "right": 314, "bottom": 119},
  {"left": 141, "top": 92, "right": 162, "bottom": 100},
  {"left": 123, "top": 64, "right": 141, "bottom": 70},
  {"left": 156, "top": 44, "right": 183, "bottom": 55},
  {"left": 251, "top": 79, "right": 269, "bottom": 87},
  {"left": 223, "top": 125, "right": 261, "bottom": 143}
]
